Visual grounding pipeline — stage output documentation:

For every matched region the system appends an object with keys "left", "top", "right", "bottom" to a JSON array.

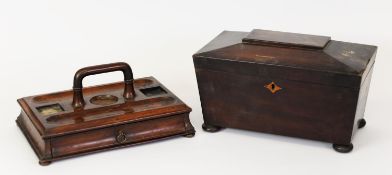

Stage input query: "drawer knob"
[{"left": 116, "top": 130, "right": 127, "bottom": 143}]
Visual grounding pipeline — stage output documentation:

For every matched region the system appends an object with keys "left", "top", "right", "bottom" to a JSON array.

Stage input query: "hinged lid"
[
  {"left": 18, "top": 63, "right": 191, "bottom": 138},
  {"left": 193, "top": 29, "right": 377, "bottom": 88}
]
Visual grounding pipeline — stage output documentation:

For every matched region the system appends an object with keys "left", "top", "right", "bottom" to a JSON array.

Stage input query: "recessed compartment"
[
  {"left": 36, "top": 104, "right": 64, "bottom": 116},
  {"left": 133, "top": 78, "right": 154, "bottom": 87},
  {"left": 140, "top": 86, "right": 167, "bottom": 96},
  {"left": 90, "top": 95, "right": 119, "bottom": 105}
]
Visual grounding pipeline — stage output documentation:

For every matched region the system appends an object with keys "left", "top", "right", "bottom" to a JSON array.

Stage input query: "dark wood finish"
[
  {"left": 358, "top": 119, "right": 366, "bottom": 129},
  {"left": 242, "top": 29, "right": 331, "bottom": 49},
  {"left": 72, "top": 62, "right": 136, "bottom": 108},
  {"left": 16, "top": 62, "right": 194, "bottom": 165},
  {"left": 193, "top": 29, "right": 377, "bottom": 153},
  {"left": 333, "top": 143, "right": 354, "bottom": 153},
  {"left": 202, "top": 123, "right": 222, "bottom": 133}
]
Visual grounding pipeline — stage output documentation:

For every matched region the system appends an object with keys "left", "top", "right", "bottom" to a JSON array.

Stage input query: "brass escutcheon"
[
  {"left": 116, "top": 130, "right": 127, "bottom": 143},
  {"left": 264, "top": 82, "right": 282, "bottom": 94}
]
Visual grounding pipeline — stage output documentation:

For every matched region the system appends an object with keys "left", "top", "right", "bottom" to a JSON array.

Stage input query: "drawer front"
[
  {"left": 51, "top": 126, "right": 117, "bottom": 157},
  {"left": 116, "top": 114, "right": 187, "bottom": 145},
  {"left": 197, "top": 69, "right": 358, "bottom": 144},
  {"left": 51, "top": 114, "right": 187, "bottom": 157}
]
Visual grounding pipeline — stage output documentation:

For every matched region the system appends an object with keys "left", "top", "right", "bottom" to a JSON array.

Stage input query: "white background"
[{"left": 1, "top": 0, "right": 391, "bottom": 174}]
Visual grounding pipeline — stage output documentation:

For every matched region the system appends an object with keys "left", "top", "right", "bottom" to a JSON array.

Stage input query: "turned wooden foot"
[
  {"left": 202, "top": 123, "right": 222, "bottom": 133},
  {"left": 183, "top": 132, "right": 195, "bottom": 138},
  {"left": 39, "top": 160, "right": 52, "bottom": 166},
  {"left": 332, "top": 143, "right": 353, "bottom": 153},
  {"left": 358, "top": 118, "right": 366, "bottom": 129}
]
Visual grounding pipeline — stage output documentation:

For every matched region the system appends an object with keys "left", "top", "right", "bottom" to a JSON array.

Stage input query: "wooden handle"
[{"left": 72, "top": 62, "right": 136, "bottom": 108}]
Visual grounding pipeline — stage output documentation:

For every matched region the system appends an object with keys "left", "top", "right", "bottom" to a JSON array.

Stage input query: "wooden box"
[
  {"left": 16, "top": 62, "right": 195, "bottom": 165},
  {"left": 193, "top": 29, "right": 377, "bottom": 153}
]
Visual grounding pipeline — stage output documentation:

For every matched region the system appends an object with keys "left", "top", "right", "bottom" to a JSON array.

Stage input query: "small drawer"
[
  {"left": 117, "top": 114, "right": 187, "bottom": 144},
  {"left": 51, "top": 126, "right": 117, "bottom": 157},
  {"left": 50, "top": 114, "right": 187, "bottom": 157}
]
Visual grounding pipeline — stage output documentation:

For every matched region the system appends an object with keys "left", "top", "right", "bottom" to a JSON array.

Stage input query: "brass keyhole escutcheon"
[
  {"left": 116, "top": 130, "right": 127, "bottom": 143},
  {"left": 264, "top": 82, "right": 282, "bottom": 94}
]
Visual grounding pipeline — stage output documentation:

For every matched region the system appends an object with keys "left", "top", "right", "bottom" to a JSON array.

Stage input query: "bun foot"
[
  {"left": 358, "top": 119, "right": 366, "bottom": 129},
  {"left": 183, "top": 132, "right": 195, "bottom": 138},
  {"left": 333, "top": 143, "right": 353, "bottom": 153},
  {"left": 39, "top": 160, "right": 51, "bottom": 166},
  {"left": 202, "top": 123, "right": 222, "bottom": 133}
]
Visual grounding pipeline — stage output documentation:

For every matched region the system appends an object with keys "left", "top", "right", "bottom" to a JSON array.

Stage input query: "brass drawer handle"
[{"left": 116, "top": 130, "right": 127, "bottom": 143}]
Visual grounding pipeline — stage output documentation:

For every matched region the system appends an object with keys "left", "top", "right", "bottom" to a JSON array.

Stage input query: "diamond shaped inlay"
[{"left": 264, "top": 82, "right": 282, "bottom": 94}]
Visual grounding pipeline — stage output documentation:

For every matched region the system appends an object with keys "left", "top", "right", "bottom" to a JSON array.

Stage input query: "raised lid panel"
[
  {"left": 194, "top": 30, "right": 377, "bottom": 88},
  {"left": 242, "top": 29, "right": 331, "bottom": 49}
]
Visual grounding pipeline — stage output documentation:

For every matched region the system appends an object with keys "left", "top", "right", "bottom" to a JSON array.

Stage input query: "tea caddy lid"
[{"left": 193, "top": 29, "right": 377, "bottom": 88}]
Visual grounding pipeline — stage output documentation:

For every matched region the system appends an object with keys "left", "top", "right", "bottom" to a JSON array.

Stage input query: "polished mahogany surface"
[
  {"left": 16, "top": 62, "right": 194, "bottom": 165},
  {"left": 193, "top": 29, "right": 377, "bottom": 153},
  {"left": 18, "top": 77, "right": 190, "bottom": 138}
]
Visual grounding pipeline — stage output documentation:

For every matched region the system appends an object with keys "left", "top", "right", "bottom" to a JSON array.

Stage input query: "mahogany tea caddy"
[{"left": 193, "top": 29, "right": 377, "bottom": 153}]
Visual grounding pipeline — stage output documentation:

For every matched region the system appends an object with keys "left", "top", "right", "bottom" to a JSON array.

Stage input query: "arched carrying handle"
[{"left": 72, "top": 62, "right": 136, "bottom": 108}]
